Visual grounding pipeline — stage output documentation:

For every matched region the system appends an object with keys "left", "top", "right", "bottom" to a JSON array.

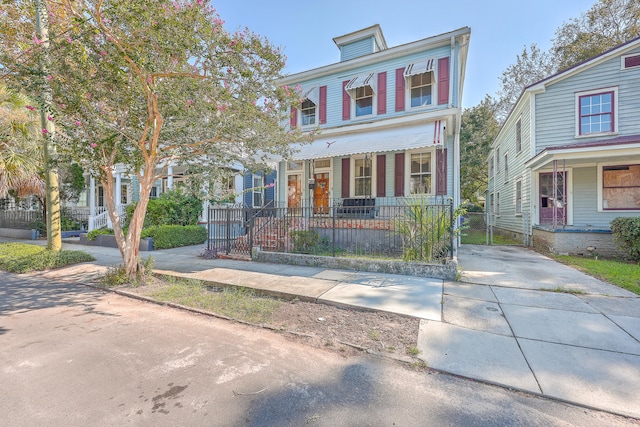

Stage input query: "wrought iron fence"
[
  {"left": 0, "top": 209, "right": 42, "bottom": 230},
  {"left": 207, "top": 199, "right": 454, "bottom": 262}
]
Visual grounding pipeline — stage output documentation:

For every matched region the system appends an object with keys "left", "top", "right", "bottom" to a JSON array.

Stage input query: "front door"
[
  {"left": 287, "top": 174, "right": 302, "bottom": 212},
  {"left": 539, "top": 172, "right": 566, "bottom": 224},
  {"left": 313, "top": 173, "right": 330, "bottom": 214}
]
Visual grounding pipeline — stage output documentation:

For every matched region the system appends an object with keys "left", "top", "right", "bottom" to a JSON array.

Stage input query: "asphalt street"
[{"left": 0, "top": 271, "right": 637, "bottom": 426}]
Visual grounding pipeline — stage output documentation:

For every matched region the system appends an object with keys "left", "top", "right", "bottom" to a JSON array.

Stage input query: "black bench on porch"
[{"left": 336, "top": 198, "right": 376, "bottom": 218}]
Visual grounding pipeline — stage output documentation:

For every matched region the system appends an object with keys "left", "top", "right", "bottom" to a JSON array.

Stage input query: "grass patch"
[
  {"left": 461, "top": 230, "right": 521, "bottom": 245},
  {"left": 0, "top": 242, "right": 95, "bottom": 273},
  {"left": 100, "top": 257, "right": 155, "bottom": 288},
  {"left": 540, "top": 286, "right": 586, "bottom": 295},
  {"left": 553, "top": 255, "right": 640, "bottom": 296},
  {"left": 147, "top": 277, "right": 282, "bottom": 324}
]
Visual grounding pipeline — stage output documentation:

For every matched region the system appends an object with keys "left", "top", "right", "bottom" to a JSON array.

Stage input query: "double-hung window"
[
  {"left": 252, "top": 176, "right": 263, "bottom": 207},
  {"left": 576, "top": 88, "right": 617, "bottom": 136},
  {"left": 410, "top": 152, "right": 432, "bottom": 194},
  {"left": 410, "top": 72, "right": 432, "bottom": 107},
  {"left": 354, "top": 157, "right": 372, "bottom": 197},
  {"left": 355, "top": 86, "right": 373, "bottom": 117},
  {"left": 301, "top": 99, "right": 316, "bottom": 126},
  {"left": 515, "top": 118, "right": 522, "bottom": 153},
  {"left": 515, "top": 180, "right": 522, "bottom": 214}
]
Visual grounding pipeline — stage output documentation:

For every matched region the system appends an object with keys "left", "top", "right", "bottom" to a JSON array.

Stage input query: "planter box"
[
  {"left": 0, "top": 228, "right": 39, "bottom": 240},
  {"left": 79, "top": 233, "right": 154, "bottom": 251}
]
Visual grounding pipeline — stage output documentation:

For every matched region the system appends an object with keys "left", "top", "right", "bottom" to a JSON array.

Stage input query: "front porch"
[{"left": 532, "top": 225, "right": 622, "bottom": 258}]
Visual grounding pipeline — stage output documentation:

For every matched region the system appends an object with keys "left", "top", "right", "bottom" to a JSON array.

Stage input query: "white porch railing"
[{"left": 87, "top": 205, "right": 129, "bottom": 231}]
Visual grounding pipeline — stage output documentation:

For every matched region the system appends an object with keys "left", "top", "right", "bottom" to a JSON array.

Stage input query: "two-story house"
[
  {"left": 488, "top": 36, "right": 640, "bottom": 256},
  {"left": 275, "top": 25, "right": 470, "bottom": 219}
]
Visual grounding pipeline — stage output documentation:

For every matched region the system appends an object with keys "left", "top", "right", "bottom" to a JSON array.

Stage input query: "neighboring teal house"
[
  {"left": 488, "top": 36, "right": 640, "bottom": 256},
  {"left": 275, "top": 25, "right": 471, "bottom": 214}
]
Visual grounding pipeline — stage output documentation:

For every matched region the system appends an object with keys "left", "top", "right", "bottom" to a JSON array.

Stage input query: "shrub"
[
  {"left": 141, "top": 225, "right": 207, "bottom": 249},
  {"left": 126, "top": 188, "right": 202, "bottom": 229},
  {"left": 0, "top": 242, "right": 95, "bottom": 273},
  {"left": 610, "top": 217, "right": 640, "bottom": 261},
  {"left": 290, "top": 230, "right": 320, "bottom": 253},
  {"left": 100, "top": 256, "right": 155, "bottom": 287},
  {"left": 86, "top": 228, "right": 114, "bottom": 241}
]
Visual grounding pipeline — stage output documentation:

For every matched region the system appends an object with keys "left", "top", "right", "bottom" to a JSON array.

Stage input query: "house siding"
[
  {"left": 340, "top": 37, "right": 374, "bottom": 62},
  {"left": 292, "top": 45, "right": 452, "bottom": 130},
  {"left": 535, "top": 47, "right": 640, "bottom": 153}
]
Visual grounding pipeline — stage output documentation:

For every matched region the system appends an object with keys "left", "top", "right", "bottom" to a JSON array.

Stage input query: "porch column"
[
  {"left": 115, "top": 172, "right": 122, "bottom": 208},
  {"left": 89, "top": 176, "right": 96, "bottom": 230},
  {"left": 167, "top": 165, "right": 174, "bottom": 190}
]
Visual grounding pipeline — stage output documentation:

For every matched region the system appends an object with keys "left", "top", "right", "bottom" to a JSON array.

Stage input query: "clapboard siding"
[
  {"left": 290, "top": 45, "right": 453, "bottom": 130},
  {"left": 341, "top": 37, "right": 374, "bottom": 62},
  {"left": 535, "top": 48, "right": 640, "bottom": 153}
]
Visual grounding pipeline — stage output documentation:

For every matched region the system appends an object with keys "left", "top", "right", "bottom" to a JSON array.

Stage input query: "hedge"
[
  {"left": 610, "top": 217, "right": 640, "bottom": 262},
  {"left": 141, "top": 225, "right": 207, "bottom": 249}
]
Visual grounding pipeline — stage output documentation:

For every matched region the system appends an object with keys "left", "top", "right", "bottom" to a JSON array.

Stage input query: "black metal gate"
[{"left": 206, "top": 205, "right": 253, "bottom": 257}]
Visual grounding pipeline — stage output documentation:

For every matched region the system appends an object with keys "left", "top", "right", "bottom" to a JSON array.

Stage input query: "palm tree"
[{"left": 0, "top": 84, "right": 45, "bottom": 199}]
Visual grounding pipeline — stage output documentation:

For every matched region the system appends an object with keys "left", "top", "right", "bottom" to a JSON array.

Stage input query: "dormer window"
[{"left": 301, "top": 99, "right": 316, "bottom": 126}]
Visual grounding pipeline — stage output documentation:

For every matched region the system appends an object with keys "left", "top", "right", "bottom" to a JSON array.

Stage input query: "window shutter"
[
  {"left": 290, "top": 106, "right": 297, "bottom": 128},
  {"left": 436, "top": 148, "right": 448, "bottom": 195},
  {"left": 377, "top": 72, "right": 387, "bottom": 115},
  {"left": 395, "top": 68, "right": 405, "bottom": 112},
  {"left": 376, "top": 154, "right": 386, "bottom": 197},
  {"left": 342, "top": 80, "right": 351, "bottom": 120},
  {"left": 394, "top": 153, "right": 405, "bottom": 196},
  {"left": 341, "top": 158, "right": 350, "bottom": 198},
  {"left": 438, "top": 57, "right": 450, "bottom": 105},
  {"left": 319, "top": 85, "right": 327, "bottom": 124}
]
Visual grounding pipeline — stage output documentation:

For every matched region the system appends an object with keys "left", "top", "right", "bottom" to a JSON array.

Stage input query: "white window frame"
[
  {"left": 621, "top": 53, "right": 640, "bottom": 70},
  {"left": 496, "top": 192, "right": 500, "bottom": 216},
  {"left": 574, "top": 87, "right": 618, "bottom": 138},
  {"left": 504, "top": 152, "right": 509, "bottom": 183},
  {"left": 495, "top": 148, "right": 500, "bottom": 174},
  {"left": 405, "top": 148, "right": 434, "bottom": 196},
  {"left": 350, "top": 155, "right": 376, "bottom": 198},
  {"left": 300, "top": 98, "right": 317, "bottom": 127},
  {"left": 489, "top": 153, "right": 494, "bottom": 178},
  {"left": 252, "top": 175, "right": 264, "bottom": 207},
  {"left": 352, "top": 85, "right": 376, "bottom": 119},
  {"left": 407, "top": 71, "right": 434, "bottom": 110},
  {"left": 597, "top": 161, "right": 640, "bottom": 212},
  {"left": 515, "top": 179, "right": 522, "bottom": 216}
]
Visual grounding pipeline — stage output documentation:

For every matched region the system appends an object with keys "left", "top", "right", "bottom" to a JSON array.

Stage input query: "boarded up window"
[{"left": 603, "top": 164, "right": 640, "bottom": 210}]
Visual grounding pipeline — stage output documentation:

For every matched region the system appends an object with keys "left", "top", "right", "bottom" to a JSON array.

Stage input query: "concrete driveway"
[{"left": 417, "top": 244, "right": 640, "bottom": 419}]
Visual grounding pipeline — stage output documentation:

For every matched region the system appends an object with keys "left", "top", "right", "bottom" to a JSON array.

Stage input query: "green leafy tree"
[
  {"left": 0, "top": 84, "right": 44, "bottom": 199},
  {"left": 2, "top": 0, "right": 309, "bottom": 278},
  {"left": 552, "top": 0, "right": 640, "bottom": 71},
  {"left": 460, "top": 96, "right": 500, "bottom": 205}
]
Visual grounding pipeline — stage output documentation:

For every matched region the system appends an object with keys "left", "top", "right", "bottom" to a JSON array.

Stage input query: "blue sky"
[{"left": 213, "top": 0, "right": 596, "bottom": 108}]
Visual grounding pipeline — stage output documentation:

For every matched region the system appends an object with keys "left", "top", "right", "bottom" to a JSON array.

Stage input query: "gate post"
[
  {"left": 207, "top": 205, "right": 211, "bottom": 251},
  {"left": 249, "top": 206, "right": 254, "bottom": 258},
  {"left": 449, "top": 199, "right": 454, "bottom": 259},
  {"left": 225, "top": 206, "right": 231, "bottom": 255}
]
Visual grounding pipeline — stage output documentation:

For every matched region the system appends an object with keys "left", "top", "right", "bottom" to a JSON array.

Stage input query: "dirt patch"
[
  {"left": 125, "top": 277, "right": 421, "bottom": 360},
  {"left": 269, "top": 298, "right": 421, "bottom": 358}
]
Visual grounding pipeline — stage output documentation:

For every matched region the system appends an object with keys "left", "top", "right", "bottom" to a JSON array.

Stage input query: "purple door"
[{"left": 539, "top": 172, "right": 566, "bottom": 224}]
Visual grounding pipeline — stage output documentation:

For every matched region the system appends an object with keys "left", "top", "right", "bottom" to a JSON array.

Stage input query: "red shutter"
[
  {"left": 319, "top": 85, "right": 327, "bottom": 124},
  {"left": 376, "top": 154, "right": 386, "bottom": 197},
  {"left": 395, "top": 68, "right": 405, "bottom": 112},
  {"left": 436, "top": 148, "right": 448, "bottom": 195},
  {"left": 341, "top": 158, "right": 350, "bottom": 198},
  {"left": 342, "top": 80, "right": 351, "bottom": 120},
  {"left": 438, "top": 57, "right": 450, "bottom": 105},
  {"left": 377, "top": 72, "right": 387, "bottom": 115},
  {"left": 394, "top": 153, "right": 405, "bottom": 196},
  {"left": 290, "top": 106, "right": 297, "bottom": 128},
  {"left": 625, "top": 55, "right": 640, "bottom": 68}
]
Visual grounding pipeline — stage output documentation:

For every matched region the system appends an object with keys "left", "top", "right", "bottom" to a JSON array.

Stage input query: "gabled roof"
[{"left": 493, "top": 36, "right": 640, "bottom": 147}]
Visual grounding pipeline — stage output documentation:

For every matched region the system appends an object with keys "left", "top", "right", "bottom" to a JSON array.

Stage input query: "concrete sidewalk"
[{"left": 5, "top": 238, "right": 640, "bottom": 419}]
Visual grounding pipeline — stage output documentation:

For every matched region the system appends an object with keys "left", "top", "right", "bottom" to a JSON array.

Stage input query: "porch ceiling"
[{"left": 290, "top": 121, "right": 443, "bottom": 160}]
